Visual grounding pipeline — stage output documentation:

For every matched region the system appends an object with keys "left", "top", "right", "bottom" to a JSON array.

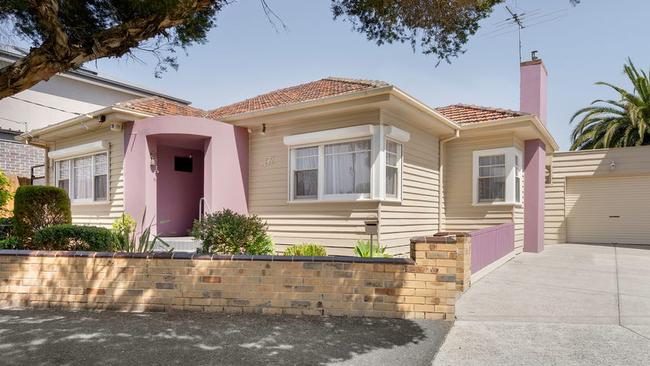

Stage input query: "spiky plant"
[{"left": 570, "top": 59, "right": 650, "bottom": 150}]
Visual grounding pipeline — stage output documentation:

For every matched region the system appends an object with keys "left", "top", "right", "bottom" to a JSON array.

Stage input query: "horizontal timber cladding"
[
  {"left": 46, "top": 126, "right": 125, "bottom": 228},
  {"left": 247, "top": 108, "right": 445, "bottom": 257},
  {"left": 0, "top": 235, "right": 468, "bottom": 320},
  {"left": 545, "top": 146, "right": 650, "bottom": 244},
  {"left": 443, "top": 133, "right": 524, "bottom": 252}
]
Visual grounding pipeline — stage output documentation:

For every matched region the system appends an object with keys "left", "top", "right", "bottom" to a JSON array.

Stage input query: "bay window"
[
  {"left": 54, "top": 152, "right": 109, "bottom": 203},
  {"left": 285, "top": 124, "right": 407, "bottom": 202},
  {"left": 472, "top": 147, "right": 523, "bottom": 205}
]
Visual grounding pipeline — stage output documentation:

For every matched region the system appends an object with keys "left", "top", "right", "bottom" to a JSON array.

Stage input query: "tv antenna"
[{"left": 505, "top": 6, "right": 525, "bottom": 63}]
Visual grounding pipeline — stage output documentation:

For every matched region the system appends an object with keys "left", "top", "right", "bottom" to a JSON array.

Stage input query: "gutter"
[
  {"left": 16, "top": 107, "right": 153, "bottom": 142},
  {"left": 461, "top": 115, "right": 559, "bottom": 152},
  {"left": 438, "top": 129, "right": 461, "bottom": 231}
]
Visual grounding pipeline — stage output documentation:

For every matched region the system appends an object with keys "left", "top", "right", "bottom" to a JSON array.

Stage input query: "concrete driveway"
[
  {"left": 434, "top": 244, "right": 650, "bottom": 366},
  {"left": 0, "top": 309, "right": 450, "bottom": 366}
]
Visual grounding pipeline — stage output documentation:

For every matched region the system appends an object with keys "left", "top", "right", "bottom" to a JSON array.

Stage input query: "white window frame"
[
  {"left": 472, "top": 147, "right": 523, "bottom": 206},
  {"left": 54, "top": 151, "right": 110, "bottom": 205},
  {"left": 284, "top": 124, "right": 409, "bottom": 203},
  {"left": 384, "top": 138, "right": 403, "bottom": 201}
]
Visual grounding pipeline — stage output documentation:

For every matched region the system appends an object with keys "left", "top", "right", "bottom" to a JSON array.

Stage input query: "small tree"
[
  {"left": 13, "top": 185, "right": 71, "bottom": 242},
  {"left": 0, "top": 171, "right": 11, "bottom": 214}
]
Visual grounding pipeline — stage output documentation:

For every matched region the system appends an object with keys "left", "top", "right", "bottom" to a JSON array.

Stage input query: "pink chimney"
[{"left": 520, "top": 52, "right": 548, "bottom": 124}]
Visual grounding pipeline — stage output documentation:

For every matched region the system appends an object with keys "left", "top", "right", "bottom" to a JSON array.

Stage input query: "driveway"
[
  {"left": 0, "top": 309, "right": 450, "bottom": 366},
  {"left": 434, "top": 244, "right": 650, "bottom": 365}
]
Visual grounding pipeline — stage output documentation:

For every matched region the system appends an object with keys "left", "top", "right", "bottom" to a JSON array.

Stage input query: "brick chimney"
[{"left": 520, "top": 52, "right": 548, "bottom": 124}]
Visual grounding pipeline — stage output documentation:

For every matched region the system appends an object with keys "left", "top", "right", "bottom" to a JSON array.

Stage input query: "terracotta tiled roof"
[
  {"left": 208, "top": 77, "right": 389, "bottom": 119},
  {"left": 435, "top": 104, "right": 526, "bottom": 125},
  {"left": 116, "top": 96, "right": 206, "bottom": 117}
]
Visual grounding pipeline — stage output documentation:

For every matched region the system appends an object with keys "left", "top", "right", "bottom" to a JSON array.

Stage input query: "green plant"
[
  {"left": 111, "top": 213, "right": 137, "bottom": 251},
  {"left": 191, "top": 209, "right": 274, "bottom": 255},
  {"left": 571, "top": 59, "right": 650, "bottom": 150},
  {"left": 0, "top": 236, "right": 21, "bottom": 249},
  {"left": 354, "top": 240, "right": 392, "bottom": 258},
  {"left": 283, "top": 243, "right": 327, "bottom": 256},
  {"left": 33, "top": 224, "right": 115, "bottom": 251},
  {"left": 0, "top": 170, "right": 11, "bottom": 213},
  {"left": 13, "top": 185, "right": 71, "bottom": 242},
  {"left": 0, "top": 217, "right": 14, "bottom": 240},
  {"left": 111, "top": 211, "right": 170, "bottom": 253}
]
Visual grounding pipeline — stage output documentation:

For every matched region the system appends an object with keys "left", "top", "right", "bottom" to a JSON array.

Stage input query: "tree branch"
[{"left": 0, "top": 0, "right": 213, "bottom": 100}]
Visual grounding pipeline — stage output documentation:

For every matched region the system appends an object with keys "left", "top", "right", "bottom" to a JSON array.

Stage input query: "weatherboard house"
[{"left": 22, "top": 56, "right": 650, "bottom": 268}]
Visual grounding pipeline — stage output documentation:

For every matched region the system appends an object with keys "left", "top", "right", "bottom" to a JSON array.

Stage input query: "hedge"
[
  {"left": 33, "top": 224, "right": 115, "bottom": 251},
  {"left": 13, "top": 185, "right": 71, "bottom": 242}
]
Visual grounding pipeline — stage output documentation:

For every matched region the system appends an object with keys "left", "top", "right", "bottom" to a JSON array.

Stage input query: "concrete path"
[
  {"left": 434, "top": 244, "right": 650, "bottom": 366},
  {"left": 0, "top": 309, "right": 450, "bottom": 366}
]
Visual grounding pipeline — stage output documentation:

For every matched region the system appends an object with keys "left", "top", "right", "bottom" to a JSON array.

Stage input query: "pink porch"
[{"left": 123, "top": 116, "right": 248, "bottom": 236}]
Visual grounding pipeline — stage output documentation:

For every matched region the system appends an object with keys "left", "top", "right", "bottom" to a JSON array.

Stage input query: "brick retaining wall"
[{"left": 0, "top": 235, "right": 468, "bottom": 320}]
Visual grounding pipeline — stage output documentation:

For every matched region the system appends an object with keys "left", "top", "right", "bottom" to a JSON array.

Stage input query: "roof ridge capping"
[{"left": 323, "top": 76, "right": 390, "bottom": 88}]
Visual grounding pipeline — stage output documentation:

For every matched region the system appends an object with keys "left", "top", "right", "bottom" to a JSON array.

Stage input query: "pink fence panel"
[{"left": 470, "top": 223, "right": 515, "bottom": 273}]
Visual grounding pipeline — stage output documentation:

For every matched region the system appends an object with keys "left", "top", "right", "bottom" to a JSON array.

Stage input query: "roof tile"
[
  {"left": 208, "top": 77, "right": 388, "bottom": 119},
  {"left": 435, "top": 104, "right": 526, "bottom": 124},
  {"left": 116, "top": 96, "right": 206, "bottom": 117}
]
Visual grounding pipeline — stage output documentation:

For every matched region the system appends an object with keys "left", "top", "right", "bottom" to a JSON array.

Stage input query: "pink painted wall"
[
  {"left": 470, "top": 223, "right": 515, "bottom": 273},
  {"left": 524, "top": 139, "right": 546, "bottom": 253},
  {"left": 124, "top": 116, "right": 249, "bottom": 235},
  {"left": 520, "top": 59, "right": 548, "bottom": 124},
  {"left": 156, "top": 144, "right": 204, "bottom": 236}
]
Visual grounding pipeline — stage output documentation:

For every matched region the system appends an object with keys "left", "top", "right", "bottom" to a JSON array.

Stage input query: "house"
[
  {"left": 0, "top": 45, "right": 189, "bottom": 179},
  {"left": 17, "top": 56, "right": 561, "bottom": 257}
]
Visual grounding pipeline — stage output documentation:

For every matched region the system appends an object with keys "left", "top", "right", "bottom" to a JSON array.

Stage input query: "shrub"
[
  {"left": 111, "top": 213, "right": 137, "bottom": 251},
  {"left": 13, "top": 185, "right": 71, "bottom": 242},
  {"left": 0, "top": 236, "right": 21, "bottom": 249},
  {"left": 354, "top": 240, "right": 392, "bottom": 258},
  {"left": 33, "top": 224, "right": 115, "bottom": 251},
  {"left": 191, "top": 209, "right": 274, "bottom": 255},
  {"left": 284, "top": 243, "right": 327, "bottom": 256},
  {"left": 0, "top": 217, "right": 14, "bottom": 240}
]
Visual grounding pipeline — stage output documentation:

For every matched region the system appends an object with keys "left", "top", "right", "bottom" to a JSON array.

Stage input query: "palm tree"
[{"left": 570, "top": 59, "right": 650, "bottom": 150}]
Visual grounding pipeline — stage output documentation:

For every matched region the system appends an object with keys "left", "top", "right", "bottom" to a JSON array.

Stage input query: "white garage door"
[{"left": 566, "top": 175, "right": 650, "bottom": 245}]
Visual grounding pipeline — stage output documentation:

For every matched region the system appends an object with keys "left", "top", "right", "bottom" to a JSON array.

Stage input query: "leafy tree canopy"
[{"left": 0, "top": 0, "right": 579, "bottom": 100}]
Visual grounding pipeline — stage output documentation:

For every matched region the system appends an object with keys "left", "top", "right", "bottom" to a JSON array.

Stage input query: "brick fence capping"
[
  {"left": 0, "top": 250, "right": 415, "bottom": 265},
  {"left": 0, "top": 234, "right": 469, "bottom": 320}
]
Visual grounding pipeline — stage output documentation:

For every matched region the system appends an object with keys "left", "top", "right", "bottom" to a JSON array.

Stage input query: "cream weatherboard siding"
[
  {"left": 247, "top": 110, "right": 382, "bottom": 256},
  {"left": 545, "top": 145, "right": 650, "bottom": 244},
  {"left": 46, "top": 126, "right": 125, "bottom": 228},
  {"left": 379, "top": 110, "right": 440, "bottom": 255},
  {"left": 565, "top": 175, "right": 650, "bottom": 245},
  {"left": 443, "top": 133, "right": 525, "bottom": 252}
]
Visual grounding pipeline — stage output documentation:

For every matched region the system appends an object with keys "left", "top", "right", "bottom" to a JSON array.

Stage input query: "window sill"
[
  {"left": 472, "top": 202, "right": 522, "bottom": 207},
  {"left": 287, "top": 198, "right": 402, "bottom": 204},
  {"left": 71, "top": 200, "right": 110, "bottom": 207}
]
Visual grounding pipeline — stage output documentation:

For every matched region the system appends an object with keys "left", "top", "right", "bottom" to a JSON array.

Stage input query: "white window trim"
[
  {"left": 54, "top": 150, "right": 110, "bottom": 205},
  {"left": 472, "top": 147, "right": 523, "bottom": 206},
  {"left": 284, "top": 124, "right": 409, "bottom": 203},
  {"left": 48, "top": 140, "right": 109, "bottom": 160}
]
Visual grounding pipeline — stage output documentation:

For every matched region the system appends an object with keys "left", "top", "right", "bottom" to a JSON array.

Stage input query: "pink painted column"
[
  {"left": 520, "top": 59, "right": 548, "bottom": 124},
  {"left": 524, "top": 139, "right": 545, "bottom": 253}
]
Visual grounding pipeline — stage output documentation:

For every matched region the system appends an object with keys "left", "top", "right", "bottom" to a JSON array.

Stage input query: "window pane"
[
  {"left": 515, "top": 176, "right": 521, "bottom": 203},
  {"left": 294, "top": 170, "right": 318, "bottom": 198},
  {"left": 294, "top": 147, "right": 318, "bottom": 171},
  {"left": 56, "top": 160, "right": 70, "bottom": 195},
  {"left": 386, "top": 166, "right": 398, "bottom": 197},
  {"left": 479, "top": 165, "right": 506, "bottom": 177},
  {"left": 58, "top": 180, "right": 69, "bottom": 194},
  {"left": 73, "top": 156, "right": 93, "bottom": 199},
  {"left": 94, "top": 175, "right": 108, "bottom": 201},
  {"left": 479, "top": 155, "right": 505, "bottom": 166},
  {"left": 478, "top": 176, "right": 505, "bottom": 202},
  {"left": 324, "top": 140, "right": 371, "bottom": 195}
]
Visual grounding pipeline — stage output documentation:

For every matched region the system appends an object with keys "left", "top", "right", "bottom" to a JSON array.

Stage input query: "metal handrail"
[{"left": 198, "top": 197, "right": 211, "bottom": 222}]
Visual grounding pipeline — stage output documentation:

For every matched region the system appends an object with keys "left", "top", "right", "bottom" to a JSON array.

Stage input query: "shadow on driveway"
[{"left": 0, "top": 309, "right": 450, "bottom": 366}]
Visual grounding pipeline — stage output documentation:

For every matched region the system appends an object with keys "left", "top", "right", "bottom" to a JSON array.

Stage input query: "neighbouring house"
[
  {"left": 0, "top": 45, "right": 189, "bottom": 179},
  {"left": 17, "top": 56, "right": 561, "bottom": 261}
]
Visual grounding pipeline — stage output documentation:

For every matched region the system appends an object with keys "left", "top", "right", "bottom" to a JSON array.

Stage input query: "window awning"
[{"left": 48, "top": 141, "right": 109, "bottom": 160}]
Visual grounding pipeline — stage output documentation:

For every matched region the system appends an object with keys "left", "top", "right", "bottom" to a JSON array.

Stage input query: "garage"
[{"left": 565, "top": 175, "right": 650, "bottom": 245}]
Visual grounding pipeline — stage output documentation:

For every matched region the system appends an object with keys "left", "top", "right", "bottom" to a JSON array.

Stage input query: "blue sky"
[{"left": 86, "top": 0, "right": 649, "bottom": 150}]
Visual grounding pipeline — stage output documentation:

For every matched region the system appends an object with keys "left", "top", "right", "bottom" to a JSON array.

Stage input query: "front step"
[{"left": 158, "top": 236, "right": 202, "bottom": 252}]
